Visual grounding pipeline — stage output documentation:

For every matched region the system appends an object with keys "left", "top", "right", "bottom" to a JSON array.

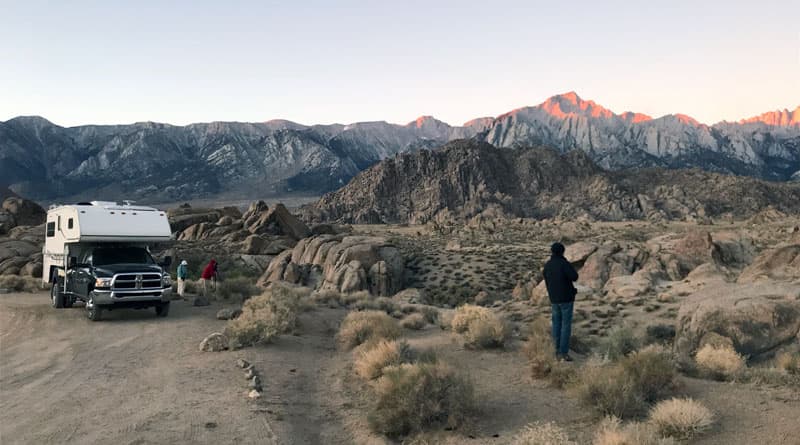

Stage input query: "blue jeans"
[{"left": 551, "top": 302, "right": 574, "bottom": 356}]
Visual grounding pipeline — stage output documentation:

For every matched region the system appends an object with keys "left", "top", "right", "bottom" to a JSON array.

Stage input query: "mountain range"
[{"left": 1, "top": 92, "right": 798, "bottom": 201}]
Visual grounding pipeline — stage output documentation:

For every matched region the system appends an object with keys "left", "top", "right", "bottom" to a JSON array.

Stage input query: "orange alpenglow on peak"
[
  {"left": 540, "top": 92, "right": 615, "bottom": 119},
  {"left": 673, "top": 114, "right": 701, "bottom": 126},
  {"left": 739, "top": 107, "right": 800, "bottom": 126},
  {"left": 620, "top": 111, "right": 653, "bottom": 123}
]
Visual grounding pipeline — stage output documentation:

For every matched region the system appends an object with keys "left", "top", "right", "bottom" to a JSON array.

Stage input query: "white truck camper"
[{"left": 43, "top": 201, "right": 174, "bottom": 321}]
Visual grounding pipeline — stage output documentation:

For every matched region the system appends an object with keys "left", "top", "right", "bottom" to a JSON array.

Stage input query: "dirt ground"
[{"left": 2, "top": 291, "right": 799, "bottom": 445}]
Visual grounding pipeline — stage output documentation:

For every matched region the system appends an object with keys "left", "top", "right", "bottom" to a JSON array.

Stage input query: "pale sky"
[{"left": 1, "top": 0, "right": 799, "bottom": 127}]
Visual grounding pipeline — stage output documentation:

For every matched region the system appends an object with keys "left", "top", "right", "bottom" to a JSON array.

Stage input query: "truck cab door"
[{"left": 67, "top": 254, "right": 91, "bottom": 299}]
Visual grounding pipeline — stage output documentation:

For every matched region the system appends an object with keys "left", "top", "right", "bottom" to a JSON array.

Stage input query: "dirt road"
[{"left": 0, "top": 292, "right": 283, "bottom": 445}]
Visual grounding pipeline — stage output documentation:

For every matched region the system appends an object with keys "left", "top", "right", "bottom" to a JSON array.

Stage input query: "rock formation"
[
  {"left": 257, "top": 235, "right": 404, "bottom": 296},
  {"left": 307, "top": 140, "right": 800, "bottom": 224}
]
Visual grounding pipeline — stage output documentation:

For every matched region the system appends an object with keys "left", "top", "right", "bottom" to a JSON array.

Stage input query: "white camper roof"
[{"left": 48, "top": 201, "right": 172, "bottom": 243}]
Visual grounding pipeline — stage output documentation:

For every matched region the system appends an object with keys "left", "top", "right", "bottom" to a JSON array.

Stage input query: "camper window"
[
  {"left": 57, "top": 216, "right": 61, "bottom": 230},
  {"left": 46, "top": 222, "right": 55, "bottom": 237},
  {"left": 68, "top": 218, "right": 74, "bottom": 229}
]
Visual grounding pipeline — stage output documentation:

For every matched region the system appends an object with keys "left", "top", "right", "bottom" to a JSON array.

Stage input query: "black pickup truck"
[{"left": 51, "top": 245, "right": 173, "bottom": 321}]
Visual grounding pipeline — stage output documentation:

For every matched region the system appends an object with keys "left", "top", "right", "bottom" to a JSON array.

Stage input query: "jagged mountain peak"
[
  {"left": 407, "top": 115, "right": 448, "bottom": 130},
  {"left": 740, "top": 106, "right": 800, "bottom": 127},
  {"left": 620, "top": 111, "right": 653, "bottom": 124},
  {"left": 539, "top": 91, "right": 615, "bottom": 119}
]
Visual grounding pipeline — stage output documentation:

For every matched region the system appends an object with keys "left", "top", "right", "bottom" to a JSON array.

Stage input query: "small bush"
[
  {"left": 0, "top": 275, "right": 42, "bottom": 292},
  {"left": 311, "top": 289, "right": 342, "bottom": 306},
  {"left": 451, "top": 304, "right": 509, "bottom": 348},
  {"left": 524, "top": 318, "right": 557, "bottom": 378},
  {"left": 548, "top": 361, "right": 579, "bottom": 389},
  {"left": 401, "top": 313, "right": 427, "bottom": 330},
  {"left": 450, "top": 304, "right": 487, "bottom": 333},
  {"left": 355, "top": 296, "right": 399, "bottom": 314},
  {"left": 644, "top": 324, "right": 676, "bottom": 346},
  {"left": 592, "top": 416, "right": 676, "bottom": 445},
  {"left": 369, "top": 362, "right": 474, "bottom": 437},
  {"left": 695, "top": 344, "right": 746, "bottom": 380},
  {"left": 623, "top": 346, "right": 676, "bottom": 403},
  {"left": 337, "top": 310, "right": 401, "bottom": 350},
  {"left": 354, "top": 339, "right": 413, "bottom": 380},
  {"left": 216, "top": 276, "right": 259, "bottom": 302},
  {"left": 225, "top": 283, "right": 311, "bottom": 346},
  {"left": 418, "top": 306, "right": 440, "bottom": 324},
  {"left": 741, "top": 367, "right": 800, "bottom": 387},
  {"left": 511, "top": 421, "right": 576, "bottom": 445},
  {"left": 574, "top": 346, "right": 676, "bottom": 418},
  {"left": 648, "top": 398, "right": 714, "bottom": 441},
  {"left": 777, "top": 352, "right": 800, "bottom": 375},
  {"left": 600, "top": 326, "right": 640, "bottom": 361}
]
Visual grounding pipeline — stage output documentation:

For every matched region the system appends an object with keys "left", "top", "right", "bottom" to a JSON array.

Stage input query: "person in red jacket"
[{"left": 200, "top": 259, "right": 218, "bottom": 295}]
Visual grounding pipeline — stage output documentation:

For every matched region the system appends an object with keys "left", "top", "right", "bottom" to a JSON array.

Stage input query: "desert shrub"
[
  {"left": 644, "top": 324, "right": 676, "bottom": 346},
  {"left": 0, "top": 275, "right": 41, "bottom": 292},
  {"left": 418, "top": 306, "right": 439, "bottom": 324},
  {"left": 622, "top": 346, "right": 676, "bottom": 403},
  {"left": 311, "top": 289, "right": 342, "bottom": 306},
  {"left": 592, "top": 416, "right": 676, "bottom": 445},
  {"left": 741, "top": 367, "right": 800, "bottom": 387},
  {"left": 401, "top": 313, "right": 427, "bottom": 330},
  {"left": 369, "top": 362, "right": 473, "bottom": 437},
  {"left": 339, "top": 290, "right": 372, "bottom": 306},
  {"left": 216, "top": 276, "right": 259, "bottom": 302},
  {"left": 337, "top": 310, "right": 401, "bottom": 350},
  {"left": 694, "top": 344, "right": 746, "bottom": 380},
  {"left": 511, "top": 421, "right": 576, "bottom": 445},
  {"left": 574, "top": 346, "right": 676, "bottom": 418},
  {"left": 776, "top": 352, "right": 800, "bottom": 375},
  {"left": 225, "top": 283, "right": 311, "bottom": 346},
  {"left": 450, "top": 304, "right": 487, "bottom": 333},
  {"left": 354, "top": 339, "right": 413, "bottom": 380},
  {"left": 648, "top": 397, "right": 714, "bottom": 441},
  {"left": 574, "top": 361, "right": 648, "bottom": 418},
  {"left": 600, "top": 326, "right": 640, "bottom": 361},
  {"left": 355, "top": 296, "right": 399, "bottom": 314},
  {"left": 524, "top": 318, "right": 557, "bottom": 378},
  {"left": 451, "top": 304, "right": 509, "bottom": 348},
  {"left": 548, "top": 361, "right": 579, "bottom": 389}
]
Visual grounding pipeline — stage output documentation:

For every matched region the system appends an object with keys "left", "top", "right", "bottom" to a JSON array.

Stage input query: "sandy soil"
[{"left": 2, "top": 291, "right": 799, "bottom": 445}]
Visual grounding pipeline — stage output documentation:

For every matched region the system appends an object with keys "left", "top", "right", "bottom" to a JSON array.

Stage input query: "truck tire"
[
  {"left": 155, "top": 302, "right": 170, "bottom": 317},
  {"left": 51, "top": 280, "right": 65, "bottom": 308},
  {"left": 86, "top": 299, "right": 102, "bottom": 321}
]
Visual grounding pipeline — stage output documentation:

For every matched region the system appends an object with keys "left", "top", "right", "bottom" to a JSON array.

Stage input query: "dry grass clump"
[
  {"left": 592, "top": 417, "right": 676, "bottom": 445},
  {"left": 574, "top": 346, "right": 676, "bottom": 418},
  {"left": 225, "top": 283, "right": 311, "bottom": 346},
  {"left": 600, "top": 326, "right": 640, "bottom": 361},
  {"left": 337, "top": 310, "right": 401, "bottom": 350},
  {"left": 401, "top": 313, "right": 427, "bottom": 330},
  {"left": 511, "top": 421, "right": 576, "bottom": 445},
  {"left": 649, "top": 398, "right": 714, "bottom": 440},
  {"left": 216, "top": 276, "right": 259, "bottom": 302},
  {"left": 524, "top": 319, "right": 556, "bottom": 376},
  {"left": 694, "top": 344, "right": 746, "bottom": 380},
  {"left": 369, "top": 362, "right": 474, "bottom": 437},
  {"left": 451, "top": 304, "right": 509, "bottom": 349},
  {"left": 0, "top": 275, "right": 42, "bottom": 292},
  {"left": 354, "top": 339, "right": 413, "bottom": 380},
  {"left": 777, "top": 352, "right": 800, "bottom": 375},
  {"left": 450, "top": 304, "right": 487, "bottom": 333}
]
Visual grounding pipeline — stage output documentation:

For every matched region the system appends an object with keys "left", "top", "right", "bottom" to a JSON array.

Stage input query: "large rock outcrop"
[
  {"left": 258, "top": 235, "right": 404, "bottom": 296},
  {"left": 0, "top": 197, "right": 45, "bottom": 234},
  {"left": 738, "top": 244, "right": 800, "bottom": 284},
  {"left": 306, "top": 140, "right": 800, "bottom": 224},
  {"left": 674, "top": 282, "right": 800, "bottom": 362}
]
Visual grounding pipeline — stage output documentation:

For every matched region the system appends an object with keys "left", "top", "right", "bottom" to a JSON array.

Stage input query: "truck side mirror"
[
  {"left": 68, "top": 256, "right": 77, "bottom": 269},
  {"left": 161, "top": 256, "right": 172, "bottom": 267}
]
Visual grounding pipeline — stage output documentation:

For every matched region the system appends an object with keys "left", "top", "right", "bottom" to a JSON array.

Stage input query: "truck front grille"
[{"left": 113, "top": 273, "right": 162, "bottom": 290}]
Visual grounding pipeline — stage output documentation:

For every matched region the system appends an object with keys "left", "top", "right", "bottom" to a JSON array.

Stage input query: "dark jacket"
[{"left": 543, "top": 254, "right": 579, "bottom": 304}]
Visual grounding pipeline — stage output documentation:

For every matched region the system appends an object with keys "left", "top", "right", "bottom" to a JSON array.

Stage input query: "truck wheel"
[
  {"left": 155, "top": 302, "right": 170, "bottom": 317},
  {"left": 86, "top": 300, "right": 102, "bottom": 321},
  {"left": 51, "top": 281, "right": 65, "bottom": 308}
]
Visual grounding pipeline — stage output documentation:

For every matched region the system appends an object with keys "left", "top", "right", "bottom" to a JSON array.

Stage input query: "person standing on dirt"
[
  {"left": 543, "top": 242, "right": 579, "bottom": 362},
  {"left": 200, "top": 259, "right": 218, "bottom": 295},
  {"left": 176, "top": 260, "right": 188, "bottom": 297}
]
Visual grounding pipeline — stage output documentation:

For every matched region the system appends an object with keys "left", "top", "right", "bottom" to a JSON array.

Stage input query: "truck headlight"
[
  {"left": 162, "top": 274, "right": 172, "bottom": 287},
  {"left": 95, "top": 278, "right": 112, "bottom": 288}
]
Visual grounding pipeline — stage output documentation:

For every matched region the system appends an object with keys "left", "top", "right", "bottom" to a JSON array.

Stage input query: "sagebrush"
[
  {"left": 224, "top": 283, "right": 311, "bottom": 346},
  {"left": 648, "top": 398, "right": 714, "bottom": 441},
  {"left": 369, "top": 362, "right": 474, "bottom": 437},
  {"left": 511, "top": 421, "right": 576, "bottom": 445},
  {"left": 337, "top": 310, "right": 401, "bottom": 350},
  {"left": 694, "top": 344, "right": 745, "bottom": 380}
]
